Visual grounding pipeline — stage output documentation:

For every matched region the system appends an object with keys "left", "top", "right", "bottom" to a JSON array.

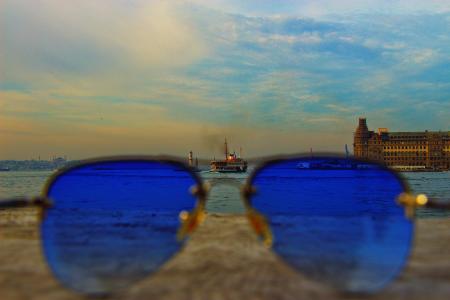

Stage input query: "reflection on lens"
[
  {"left": 249, "top": 157, "right": 413, "bottom": 293},
  {"left": 41, "top": 160, "right": 198, "bottom": 295}
]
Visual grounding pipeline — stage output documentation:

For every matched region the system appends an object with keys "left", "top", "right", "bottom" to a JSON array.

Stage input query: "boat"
[
  {"left": 296, "top": 159, "right": 377, "bottom": 170},
  {"left": 210, "top": 139, "right": 248, "bottom": 173},
  {"left": 296, "top": 145, "right": 379, "bottom": 170},
  {"left": 0, "top": 167, "right": 10, "bottom": 172},
  {"left": 308, "top": 159, "right": 355, "bottom": 170},
  {"left": 296, "top": 162, "right": 311, "bottom": 169}
]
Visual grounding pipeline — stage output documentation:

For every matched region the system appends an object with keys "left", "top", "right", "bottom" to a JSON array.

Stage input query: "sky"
[{"left": 1, "top": 0, "right": 449, "bottom": 160}]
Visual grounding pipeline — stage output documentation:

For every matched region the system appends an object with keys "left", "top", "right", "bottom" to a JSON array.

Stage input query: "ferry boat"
[
  {"left": 297, "top": 160, "right": 355, "bottom": 170},
  {"left": 296, "top": 145, "right": 377, "bottom": 170},
  {"left": 210, "top": 139, "right": 248, "bottom": 173}
]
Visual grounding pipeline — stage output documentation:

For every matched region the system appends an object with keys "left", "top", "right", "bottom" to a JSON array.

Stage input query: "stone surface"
[{"left": 0, "top": 208, "right": 449, "bottom": 300}]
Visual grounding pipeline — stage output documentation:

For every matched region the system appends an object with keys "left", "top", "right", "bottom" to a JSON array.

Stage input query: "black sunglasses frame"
[{"left": 0, "top": 153, "right": 448, "bottom": 295}]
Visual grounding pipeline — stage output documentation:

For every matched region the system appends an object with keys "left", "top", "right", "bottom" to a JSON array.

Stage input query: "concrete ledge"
[{"left": 0, "top": 209, "right": 449, "bottom": 300}]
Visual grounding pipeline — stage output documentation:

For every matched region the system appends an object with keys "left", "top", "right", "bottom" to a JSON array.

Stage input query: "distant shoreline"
[{"left": 0, "top": 159, "right": 75, "bottom": 172}]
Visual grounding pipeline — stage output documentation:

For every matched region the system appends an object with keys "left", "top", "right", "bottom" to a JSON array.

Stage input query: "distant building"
[
  {"left": 52, "top": 157, "right": 68, "bottom": 169},
  {"left": 353, "top": 118, "right": 450, "bottom": 171}
]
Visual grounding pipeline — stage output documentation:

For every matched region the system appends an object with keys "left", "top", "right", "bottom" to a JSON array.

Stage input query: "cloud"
[
  {"left": 1, "top": 2, "right": 450, "bottom": 158},
  {"left": 0, "top": 0, "right": 208, "bottom": 82},
  {"left": 181, "top": 0, "right": 450, "bottom": 17},
  {"left": 404, "top": 49, "right": 437, "bottom": 65},
  {"left": 257, "top": 33, "right": 322, "bottom": 44}
]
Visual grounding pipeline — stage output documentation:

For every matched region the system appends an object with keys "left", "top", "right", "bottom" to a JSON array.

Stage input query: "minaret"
[
  {"left": 188, "top": 151, "right": 193, "bottom": 167},
  {"left": 354, "top": 117, "right": 370, "bottom": 158},
  {"left": 224, "top": 138, "right": 228, "bottom": 160}
]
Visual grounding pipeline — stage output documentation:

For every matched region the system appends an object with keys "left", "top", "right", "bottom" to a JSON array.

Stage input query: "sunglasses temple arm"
[
  {"left": 425, "top": 199, "right": 450, "bottom": 210},
  {"left": 0, "top": 197, "right": 52, "bottom": 209}
]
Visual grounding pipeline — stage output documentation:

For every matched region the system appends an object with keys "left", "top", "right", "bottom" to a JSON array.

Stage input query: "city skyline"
[{"left": 1, "top": 1, "right": 450, "bottom": 159}]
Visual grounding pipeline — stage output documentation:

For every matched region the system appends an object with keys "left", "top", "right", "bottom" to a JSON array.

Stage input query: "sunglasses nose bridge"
[
  {"left": 241, "top": 184, "right": 273, "bottom": 248},
  {"left": 176, "top": 183, "right": 210, "bottom": 241},
  {"left": 181, "top": 180, "right": 274, "bottom": 247},
  {"left": 246, "top": 208, "right": 273, "bottom": 248},
  {"left": 176, "top": 205, "right": 206, "bottom": 241}
]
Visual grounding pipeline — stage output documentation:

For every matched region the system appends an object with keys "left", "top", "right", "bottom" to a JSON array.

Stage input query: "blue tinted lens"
[
  {"left": 41, "top": 160, "right": 199, "bottom": 295},
  {"left": 250, "top": 157, "right": 413, "bottom": 293}
]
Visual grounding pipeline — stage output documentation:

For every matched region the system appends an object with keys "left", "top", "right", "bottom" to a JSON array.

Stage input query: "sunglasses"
[{"left": 0, "top": 154, "right": 448, "bottom": 296}]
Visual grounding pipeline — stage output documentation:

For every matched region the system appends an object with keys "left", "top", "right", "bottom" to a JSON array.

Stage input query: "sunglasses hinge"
[
  {"left": 396, "top": 193, "right": 428, "bottom": 219},
  {"left": 31, "top": 197, "right": 54, "bottom": 208}
]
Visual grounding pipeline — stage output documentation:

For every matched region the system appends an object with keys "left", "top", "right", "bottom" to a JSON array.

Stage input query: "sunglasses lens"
[
  {"left": 249, "top": 157, "right": 413, "bottom": 293},
  {"left": 41, "top": 160, "right": 199, "bottom": 295}
]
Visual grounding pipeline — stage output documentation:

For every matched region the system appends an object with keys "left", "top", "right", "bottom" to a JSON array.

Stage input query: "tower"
[
  {"left": 188, "top": 151, "right": 193, "bottom": 166},
  {"left": 224, "top": 138, "right": 228, "bottom": 160},
  {"left": 354, "top": 117, "right": 370, "bottom": 158}
]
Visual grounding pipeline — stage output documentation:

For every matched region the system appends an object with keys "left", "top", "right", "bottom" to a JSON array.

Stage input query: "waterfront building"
[{"left": 353, "top": 118, "right": 450, "bottom": 171}]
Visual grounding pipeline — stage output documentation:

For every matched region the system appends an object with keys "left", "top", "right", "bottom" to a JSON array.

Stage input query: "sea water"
[{"left": 0, "top": 168, "right": 448, "bottom": 217}]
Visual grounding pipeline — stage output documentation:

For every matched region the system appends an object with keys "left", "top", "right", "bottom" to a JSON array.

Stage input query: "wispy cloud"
[
  {"left": 1, "top": 0, "right": 208, "bottom": 81},
  {"left": 183, "top": 0, "right": 450, "bottom": 17}
]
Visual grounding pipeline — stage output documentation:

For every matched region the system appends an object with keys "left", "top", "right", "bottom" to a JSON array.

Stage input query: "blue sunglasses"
[{"left": 0, "top": 155, "right": 447, "bottom": 296}]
